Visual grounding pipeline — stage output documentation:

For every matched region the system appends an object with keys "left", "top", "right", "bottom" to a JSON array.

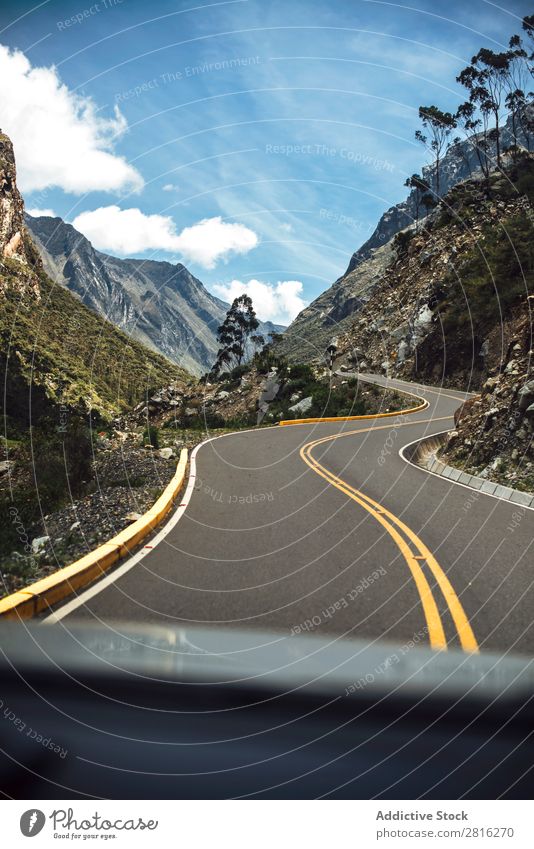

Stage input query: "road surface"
[{"left": 48, "top": 374, "right": 534, "bottom": 655}]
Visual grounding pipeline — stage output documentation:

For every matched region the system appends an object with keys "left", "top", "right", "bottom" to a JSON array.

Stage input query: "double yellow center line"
[{"left": 300, "top": 419, "right": 479, "bottom": 653}]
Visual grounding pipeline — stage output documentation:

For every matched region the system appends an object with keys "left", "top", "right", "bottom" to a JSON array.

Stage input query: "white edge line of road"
[{"left": 399, "top": 430, "right": 534, "bottom": 513}]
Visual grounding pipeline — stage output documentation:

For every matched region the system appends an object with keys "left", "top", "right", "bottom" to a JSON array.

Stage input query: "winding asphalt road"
[{"left": 48, "top": 374, "right": 534, "bottom": 655}]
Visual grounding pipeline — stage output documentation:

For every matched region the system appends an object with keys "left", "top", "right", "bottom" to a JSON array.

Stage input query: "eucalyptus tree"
[
  {"left": 211, "top": 294, "right": 262, "bottom": 376},
  {"left": 404, "top": 173, "right": 432, "bottom": 229},
  {"left": 415, "top": 106, "right": 457, "bottom": 197}
]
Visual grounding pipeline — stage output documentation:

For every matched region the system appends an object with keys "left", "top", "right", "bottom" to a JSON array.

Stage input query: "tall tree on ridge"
[
  {"left": 455, "top": 100, "right": 491, "bottom": 180},
  {"left": 404, "top": 173, "right": 432, "bottom": 230},
  {"left": 469, "top": 48, "right": 513, "bottom": 167},
  {"left": 415, "top": 106, "right": 457, "bottom": 198}
]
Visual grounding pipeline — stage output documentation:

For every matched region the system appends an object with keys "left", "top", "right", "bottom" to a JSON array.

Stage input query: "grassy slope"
[{"left": 1, "top": 253, "right": 189, "bottom": 426}]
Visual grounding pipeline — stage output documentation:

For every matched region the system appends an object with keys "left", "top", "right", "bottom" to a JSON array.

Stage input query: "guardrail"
[{"left": 0, "top": 448, "right": 188, "bottom": 620}]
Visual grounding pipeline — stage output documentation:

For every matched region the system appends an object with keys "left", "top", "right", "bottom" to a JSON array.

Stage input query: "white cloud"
[
  {"left": 162, "top": 183, "right": 179, "bottom": 192},
  {"left": 176, "top": 216, "right": 258, "bottom": 269},
  {"left": 0, "top": 44, "right": 143, "bottom": 194},
  {"left": 26, "top": 207, "right": 56, "bottom": 218},
  {"left": 280, "top": 223, "right": 293, "bottom": 233},
  {"left": 71, "top": 206, "right": 259, "bottom": 267},
  {"left": 212, "top": 278, "right": 306, "bottom": 325}
]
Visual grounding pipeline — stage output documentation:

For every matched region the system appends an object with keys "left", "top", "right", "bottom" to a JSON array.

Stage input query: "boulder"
[
  {"left": 517, "top": 380, "right": 534, "bottom": 411},
  {"left": 479, "top": 339, "right": 490, "bottom": 359},
  {"left": 124, "top": 511, "right": 143, "bottom": 523},
  {"left": 482, "top": 377, "right": 499, "bottom": 395},
  {"left": 413, "top": 304, "right": 433, "bottom": 331},
  {"left": 31, "top": 536, "right": 50, "bottom": 555},
  {"left": 390, "top": 322, "right": 410, "bottom": 342},
  {"left": 397, "top": 340, "right": 409, "bottom": 364},
  {"left": 288, "top": 396, "right": 313, "bottom": 415}
]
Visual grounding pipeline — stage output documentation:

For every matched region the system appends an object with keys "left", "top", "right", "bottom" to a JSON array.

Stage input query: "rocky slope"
[
  {"left": 332, "top": 153, "right": 534, "bottom": 490},
  {"left": 27, "top": 214, "right": 283, "bottom": 375},
  {"left": 279, "top": 113, "right": 528, "bottom": 358}
]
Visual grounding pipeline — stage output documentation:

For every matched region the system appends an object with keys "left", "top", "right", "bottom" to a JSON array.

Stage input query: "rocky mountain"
[
  {"left": 26, "top": 215, "right": 283, "bottom": 376},
  {"left": 279, "top": 112, "right": 528, "bottom": 360},
  {"left": 332, "top": 152, "right": 534, "bottom": 491},
  {"left": 0, "top": 131, "right": 189, "bottom": 428}
]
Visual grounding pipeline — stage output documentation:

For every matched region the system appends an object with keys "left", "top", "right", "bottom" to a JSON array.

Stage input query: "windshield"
[{"left": 1, "top": 0, "right": 533, "bottom": 830}]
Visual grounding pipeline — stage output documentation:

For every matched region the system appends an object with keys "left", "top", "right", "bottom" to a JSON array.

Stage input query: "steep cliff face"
[
  {"left": 0, "top": 131, "right": 40, "bottom": 298},
  {"left": 27, "top": 215, "right": 284, "bottom": 375},
  {"left": 343, "top": 111, "right": 525, "bottom": 277}
]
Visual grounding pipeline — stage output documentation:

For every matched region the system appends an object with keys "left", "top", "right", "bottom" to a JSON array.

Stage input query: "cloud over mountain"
[
  {"left": 212, "top": 278, "right": 306, "bottom": 324},
  {"left": 72, "top": 206, "right": 259, "bottom": 268}
]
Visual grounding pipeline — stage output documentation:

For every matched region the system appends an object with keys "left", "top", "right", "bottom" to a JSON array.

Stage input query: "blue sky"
[{"left": 0, "top": 0, "right": 532, "bottom": 323}]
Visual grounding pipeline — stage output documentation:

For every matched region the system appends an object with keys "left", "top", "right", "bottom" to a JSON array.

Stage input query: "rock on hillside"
[{"left": 27, "top": 214, "right": 284, "bottom": 375}]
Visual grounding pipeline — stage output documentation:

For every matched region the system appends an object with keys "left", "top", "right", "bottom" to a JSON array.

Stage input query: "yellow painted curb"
[
  {"left": 0, "top": 448, "right": 188, "bottom": 621},
  {"left": 279, "top": 381, "right": 428, "bottom": 426}
]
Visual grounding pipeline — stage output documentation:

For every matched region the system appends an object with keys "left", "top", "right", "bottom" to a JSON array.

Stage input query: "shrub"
[
  {"left": 23, "top": 415, "right": 93, "bottom": 508},
  {"left": 394, "top": 229, "right": 415, "bottom": 258},
  {"left": 287, "top": 363, "right": 315, "bottom": 382},
  {"left": 143, "top": 424, "right": 160, "bottom": 448}
]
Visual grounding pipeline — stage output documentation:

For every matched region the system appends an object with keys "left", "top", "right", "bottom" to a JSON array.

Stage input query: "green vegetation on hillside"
[
  {"left": 206, "top": 359, "right": 404, "bottom": 426},
  {"left": 442, "top": 212, "right": 534, "bottom": 331},
  {"left": 0, "top": 240, "right": 190, "bottom": 578},
  {"left": 0, "top": 259, "right": 188, "bottom": 428}
]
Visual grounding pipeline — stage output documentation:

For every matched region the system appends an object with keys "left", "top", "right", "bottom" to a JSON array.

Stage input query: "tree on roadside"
[
  {"left": 415, "top": 106, "right": 457, "bottom": 197},
  {"left": 211, "top": 294, "right": 262, "bottom": 376}
]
